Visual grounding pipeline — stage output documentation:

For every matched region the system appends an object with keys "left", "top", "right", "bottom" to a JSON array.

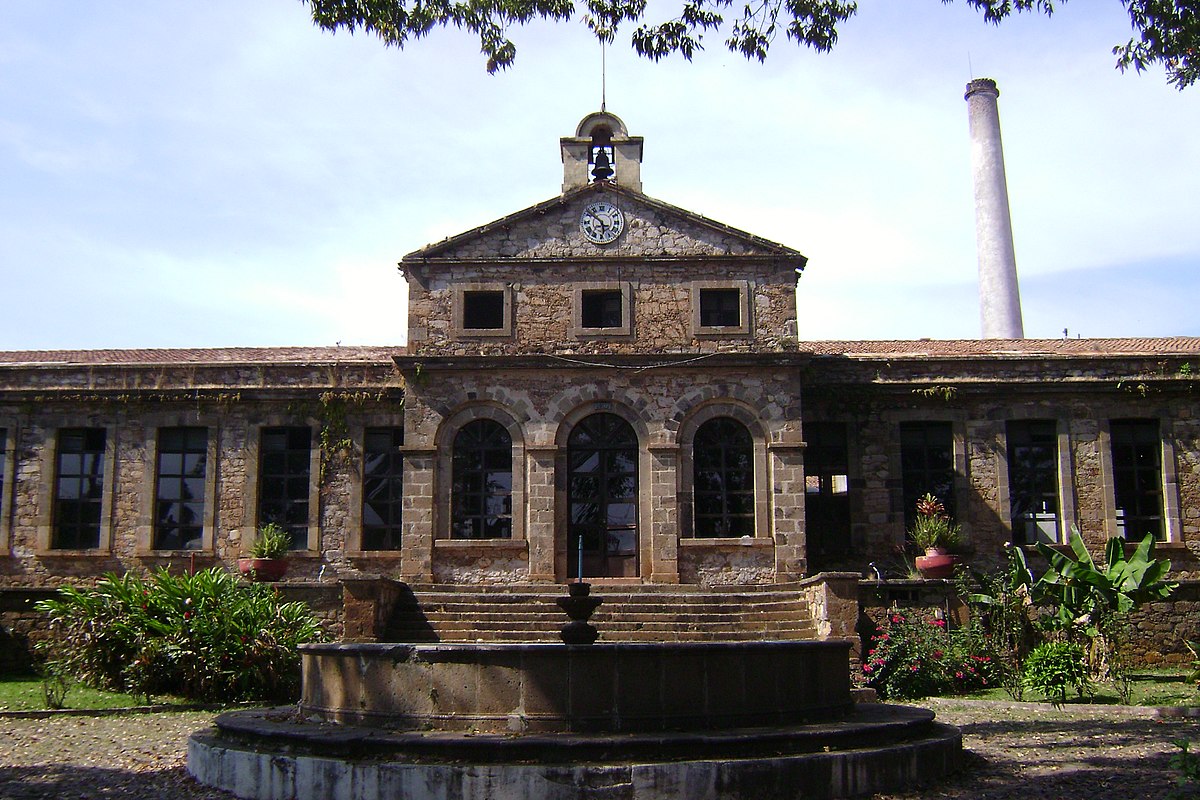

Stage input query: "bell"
[{"left": 591, "top": 148, "right": 614, "bottom": 181}]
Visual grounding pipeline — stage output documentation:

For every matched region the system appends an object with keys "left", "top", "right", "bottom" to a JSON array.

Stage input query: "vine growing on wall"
[
  {"left": 912, "top": 385, "right": 958, "bottom": 402},
  {"left": 304, "top": 390, "right": 404, "bottom": 485}
]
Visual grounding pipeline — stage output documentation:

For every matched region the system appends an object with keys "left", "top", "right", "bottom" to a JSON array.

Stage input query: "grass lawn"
[
  {"left": 0, "top": 673, "right": 190, "bottom": 712},
  {"left": 956, "top": 670, "right": 1200, "bottom": 707}
]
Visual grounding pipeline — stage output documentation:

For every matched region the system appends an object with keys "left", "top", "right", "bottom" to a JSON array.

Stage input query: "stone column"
[
  {"left": 770, "top": 440, "right": 807, "bottom": 581},
  {"left": 966, "top": 78, "right": 1024, "bottom": 339},
  {"left": 647, "top": 444, "right": 680, "bottom": 584},
  {"left": 525, "top": 445, "right": 558, "bottom": 582},
  {"left": 401, "top": 449, "right": 435, "bottom": 582}
]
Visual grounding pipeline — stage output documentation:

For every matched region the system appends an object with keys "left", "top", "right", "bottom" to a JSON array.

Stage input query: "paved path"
[{"left": 1, "top": 700, "right": 1198, "bottom": 798}]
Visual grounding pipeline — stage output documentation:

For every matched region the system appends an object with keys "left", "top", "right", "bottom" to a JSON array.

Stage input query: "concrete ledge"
[{"left": 299, "top": 640, "right": 853, "bottom": 733}]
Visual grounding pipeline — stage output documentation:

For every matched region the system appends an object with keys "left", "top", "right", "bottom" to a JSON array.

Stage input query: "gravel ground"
[{"left": 1, "top": 700, "right": 1198, "bottom": 799}]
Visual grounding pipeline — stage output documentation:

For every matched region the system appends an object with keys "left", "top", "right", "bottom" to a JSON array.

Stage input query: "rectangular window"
[
  {"left": 258, "top": 426, "right": 312, "bottom": 550},
  {"left": 362, "top": 427, "right": 404, "bottom": 550},
  {"left": 1110, "top": 419, "right": 1164, "bottom": 541},
  {"left": 462, "top": 290, "right": 505, "bottom": 330},
  {"left": 581, "top": 289, "right": 623, "bottom": 329},
  {"left": 804, "top": 422, "right": 851, "bottom": 560},
  {"left": 452, "top": 284, "right": 512, "bottom": 338},
  {"left": 1006, "top": 420, "right": 1060, "bottom": 545},
  {"left": 899, "top": 421, "right": 956, "bottom": 526},
  {"left": 53, "top": 428, "right": 106, "bottom": 549},
  {"left": 154, "top": 427, "right": 208, "bottom": 550},
  {"left": 699, "top": 288, "right": 741, "bottom": 328}
]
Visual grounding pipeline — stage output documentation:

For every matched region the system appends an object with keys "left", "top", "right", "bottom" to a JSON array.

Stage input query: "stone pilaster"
[
  {"left": 526, "top": 445, "right": 558, "bottom": 582},
  {"left": 770, "top": 440, "right": 807, "bottom": 581},
  {"left": 401, "top": 449, "right": 435, "bottom": 582}
]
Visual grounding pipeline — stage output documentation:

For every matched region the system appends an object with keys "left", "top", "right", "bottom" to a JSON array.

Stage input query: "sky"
[{"left": 1, "top": 1, "right": 1197, "bottom": 349}]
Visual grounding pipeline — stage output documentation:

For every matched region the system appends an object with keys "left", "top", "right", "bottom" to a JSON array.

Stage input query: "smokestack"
[{"left": 965, "top": 78, "right": 1024, "bottom": 339}]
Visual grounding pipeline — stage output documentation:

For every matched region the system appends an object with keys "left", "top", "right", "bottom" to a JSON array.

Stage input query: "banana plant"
[{"left": 1034, "top": 527, "right": 1176, "bottom": 635}]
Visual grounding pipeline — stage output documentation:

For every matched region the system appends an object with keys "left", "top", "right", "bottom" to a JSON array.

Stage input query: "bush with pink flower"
[{"left": 861, "top": 610, "right": 996, "bottom": 700}]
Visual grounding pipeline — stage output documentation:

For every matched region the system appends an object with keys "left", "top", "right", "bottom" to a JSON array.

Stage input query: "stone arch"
[
  {"left": 676, "top": 400, "right": 772, "bottom": 541},
  {"left": 553, "top": 400, "right": 649, "bottom": 580},
  {"left": 434, "top": 403, "right": 527, "bottom": 542}
]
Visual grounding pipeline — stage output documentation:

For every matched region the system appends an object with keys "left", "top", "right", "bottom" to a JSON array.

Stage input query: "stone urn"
[
  {"left": 556, "top": 582, "right": 603, "bottom": 644},
  {"left": 914, "top": 548, "right": 959, "bottom": 580},
  {"left": 237, "top": 558, "right": 288, "bottom": 582}
]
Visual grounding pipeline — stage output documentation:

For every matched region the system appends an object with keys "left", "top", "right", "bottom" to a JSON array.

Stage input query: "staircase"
[{"left": 384, "top": 582, "right": 819, "bottom": 643}]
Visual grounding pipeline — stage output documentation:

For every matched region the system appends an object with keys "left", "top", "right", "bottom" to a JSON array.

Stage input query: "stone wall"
[
  {"left": 397, "top": 359, "right": 805, "bottom": 584},
  {"left": 857, "top": 578, "right": 1200, "bottom": 668},
  {"left": 804, "top": 356, "right": 1200, "bottom": 579}
]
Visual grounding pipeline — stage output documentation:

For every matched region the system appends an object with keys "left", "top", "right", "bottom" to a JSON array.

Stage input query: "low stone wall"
[
  {"left": 856, "top": 578, "right": 1200, "bottom": 668},
  {"left": 0, "top": 588, "right": 58, "bottom": 673},
  {"left": 678, "top": 540, "right": 775, "bottom": 587}
]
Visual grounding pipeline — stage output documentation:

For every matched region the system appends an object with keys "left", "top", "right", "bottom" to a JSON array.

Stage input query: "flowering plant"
[
  {"left": 908, "top": 493, "right": 962, "bottom": 552},
  {"left": 860, "top": 609, "right": 994, "bottom": 700}
]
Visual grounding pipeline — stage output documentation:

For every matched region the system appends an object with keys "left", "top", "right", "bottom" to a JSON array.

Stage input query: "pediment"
[{"left": 403, "top": 183, "right": 805, "bottom": 265}]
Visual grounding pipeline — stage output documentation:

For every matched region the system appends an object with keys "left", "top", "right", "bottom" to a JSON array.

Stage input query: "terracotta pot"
[
  {"left": 238, "top": 557, "right": 288, "bottom": 582},
  {"left": 914, "top": 550, "right": 959, "bottom": 580}
]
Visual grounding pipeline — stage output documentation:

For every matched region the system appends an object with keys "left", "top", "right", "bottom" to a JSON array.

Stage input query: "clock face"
[{"left": 579, "top": 201, "right": 625, "bottom": 244}]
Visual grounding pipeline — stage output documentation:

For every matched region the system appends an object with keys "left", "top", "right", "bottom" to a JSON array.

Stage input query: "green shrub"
[
  {"left": 35, "top": 567, "right": 324, "bottom": 704},
  {"left": 1023, "top": 641, "right": 1090, "bottom": 706},
  {"left": 862, "top": 610, "right": 996, "bottom": 700}
]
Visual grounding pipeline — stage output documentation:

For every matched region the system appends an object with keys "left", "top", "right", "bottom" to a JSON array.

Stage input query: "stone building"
[{"left": 2, "top": 111, "right": 1199, "bottom": 662}]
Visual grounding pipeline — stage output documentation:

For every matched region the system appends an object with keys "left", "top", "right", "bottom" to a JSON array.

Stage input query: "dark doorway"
[{"left": 567, "top": 413, "right": 639, "bottom": 578}]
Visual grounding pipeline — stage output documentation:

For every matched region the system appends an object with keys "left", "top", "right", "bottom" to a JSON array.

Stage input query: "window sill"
[
  {"left": 136, "top": 549, "right": 216, "bottom": 558},
  {"left": 572, "top": 329, "right": 634, "bottom": 339},
  {"left": 434, "top": 539, "right": 527, "bottom": 552},
  {"left": 680, "top": 537, "right": 772, "bottom": 549},
  {"left": 346, "top": 549, "right": 404, "bottom": 559},
  {"left": 693, "top": 327, "right": 751, "bottom": 338},
  {"left": 36, "top": 549, "right": 111, "bottom": 558}
]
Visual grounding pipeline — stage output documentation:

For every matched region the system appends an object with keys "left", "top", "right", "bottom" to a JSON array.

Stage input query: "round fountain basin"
[{"left": 299, "top": 640, "right": 853, "bottom": 733}]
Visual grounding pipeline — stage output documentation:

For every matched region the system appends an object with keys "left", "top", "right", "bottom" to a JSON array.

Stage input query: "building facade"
[{"left": 1, "top": 111, "right": 1199, "bottom": 605}]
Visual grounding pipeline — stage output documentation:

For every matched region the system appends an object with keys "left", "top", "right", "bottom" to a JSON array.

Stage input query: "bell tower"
[{"left": 561, "top": 111, "right": 644, "bottom": 193}]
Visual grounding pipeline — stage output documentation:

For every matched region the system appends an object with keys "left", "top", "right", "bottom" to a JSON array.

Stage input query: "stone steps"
[{"left": 384, "top": 582, "right": 819, "bottom": 643}]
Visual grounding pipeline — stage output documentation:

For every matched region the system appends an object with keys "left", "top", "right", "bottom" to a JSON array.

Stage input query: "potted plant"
[
  {"left": 238, "top": 523, "right": 292, "bottom": 582},
  {"left": 909, "top": 493, "right": 962, "bottom": 579}
]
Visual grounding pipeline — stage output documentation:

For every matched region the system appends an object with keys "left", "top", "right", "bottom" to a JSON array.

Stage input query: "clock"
[{"left": 579, "top": 201, "right": 625, "bottom": 245}]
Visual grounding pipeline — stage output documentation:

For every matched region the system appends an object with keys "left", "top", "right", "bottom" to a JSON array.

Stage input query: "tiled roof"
[
  {"left": 798, "top": 338, "right": 1200, "bottom": 359},
  {"left": 0, "top": 338, "right": 1195, "bottom": 367},
  {"left": 0, "top": 346, "right": 403, "bottom": 366}
]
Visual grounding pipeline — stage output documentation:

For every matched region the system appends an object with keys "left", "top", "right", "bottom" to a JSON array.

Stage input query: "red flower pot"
[
  {"left": 914, "top": 549, "right": 959, "bottom": 579},
  {"left": 238, "top": 558, "right": 287, "bottom": 582}
]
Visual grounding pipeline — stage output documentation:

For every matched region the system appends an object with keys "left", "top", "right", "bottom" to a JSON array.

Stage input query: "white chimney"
[{"left": 965, "top": 78, "right": 1024, "bottom": 339}]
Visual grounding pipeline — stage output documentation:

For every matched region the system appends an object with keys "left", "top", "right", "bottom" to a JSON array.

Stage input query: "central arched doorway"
[{"left": 567, "top": 412, "right": 638, "bottom": 579}]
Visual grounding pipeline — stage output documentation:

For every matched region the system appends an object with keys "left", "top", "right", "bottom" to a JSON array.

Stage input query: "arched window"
[
  {"left": 451, "top": 419, "right": 513, "bottom": 539},
  {"left": 568, "top": 413, "right": 638, "bottom": 578},
  {"left": 692, "top": 417, "right": 754, "bottom": 538}
]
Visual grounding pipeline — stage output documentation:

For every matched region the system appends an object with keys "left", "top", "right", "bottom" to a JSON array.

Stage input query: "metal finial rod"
[{"left": 601, "top": 40, "right": 607, "bottom": 112}]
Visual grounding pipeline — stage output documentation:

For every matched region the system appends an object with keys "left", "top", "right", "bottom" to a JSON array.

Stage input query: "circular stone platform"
[
  {"left": 188, "top": 640, "right": 963, "bottom": 799},
  {"left": 189, "top": 703, "right": 961, "bottom": 799}
]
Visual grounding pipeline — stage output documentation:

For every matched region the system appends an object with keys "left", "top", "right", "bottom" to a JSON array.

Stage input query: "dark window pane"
[
  {"left": 257, "top": 426, "right": 311, "bottom": 547},
  {"left": 1007, "top": 420, "right": 1060, "bottom": 545},
  {"left": 568, "top": 413, "right": 639, "bottom": 577},
  {"left": 451, "top": 420, "right": 512, "bottom": 540},
  {"left": 699, "top": 288, "right": 741, "bottom": 327},
  {"left": 899, "top": 421, "right": 956, "bottom": 526},
  {"left": 1111, "top": 419, "right": 1164, "bottom": 541},
  {"left": 690, "top": 417, "right": 754, "bottom": 539},
  {"left": 462, "top": 290, "right": 505, "bottom": 330},
  {"left": 581, "top": 290, "right": 623, "bottom": 328},
  {"left": 53, "top": 428, "right": 106, "bottom": 550}
]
